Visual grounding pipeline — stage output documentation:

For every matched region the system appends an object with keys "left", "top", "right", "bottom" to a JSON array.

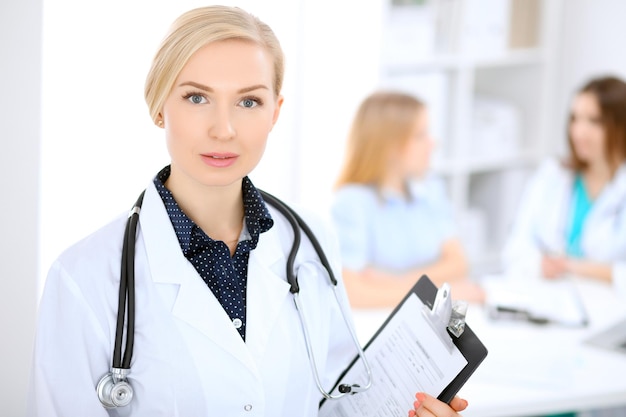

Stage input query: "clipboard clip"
[{"left": 422, "top": 283, "right": 467, "bottom": 352}]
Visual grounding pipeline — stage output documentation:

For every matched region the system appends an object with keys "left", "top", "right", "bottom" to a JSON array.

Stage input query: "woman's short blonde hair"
[
  {"left": 335, "top": 91, "right": 425, "bottom": 189},
  {"left": 144, "top": 5, "right": 285, "bottom": 123}
]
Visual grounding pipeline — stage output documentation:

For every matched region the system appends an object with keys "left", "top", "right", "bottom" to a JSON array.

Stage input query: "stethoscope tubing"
[
  {"left": 259, "top": 190, "right": 372, "bottom": 398},
  {"left": 261, "top": 190, "right": 338, "bottom": 288},
  {"left": 113, "top": 191, "right": 144, "bottom": 370}
]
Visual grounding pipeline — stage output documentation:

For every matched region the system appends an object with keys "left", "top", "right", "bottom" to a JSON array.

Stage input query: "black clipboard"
[{"left": 323, "top": 275, "right": 488, "bottom": 407}]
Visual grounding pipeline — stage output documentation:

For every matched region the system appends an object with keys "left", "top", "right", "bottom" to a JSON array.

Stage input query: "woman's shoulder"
[
  {"left": 265, "top": 197, "right": 332, "bottom": 236},
  {"left": 40, "top": 213, "right": 128, "bottom": 308},
  {"left": 53, "top": 214, "right": 127, "bottom": 273},
  {"left": 534, "top": 157, "right": 571, "bottom": 179},
  {"left": 332, "top": 184, "right": 378, "bottom": 206},
  {"left": 410, "top": 174, "right": 447, "bottom": 197},
  {"left": 613, "top": 162, "right": 626, "bottom": 184},
  {"left": 403, "top": 174, "right": 453, "bottom": 209},
  {"left": 268, "top": 200, "right": 339, "bottom": 254},
  {"left": 519, "top": 157, "right": 573, "bottom": 200},
  {"left": 334, "top": 183, "right": 376, "bottom": 197}
]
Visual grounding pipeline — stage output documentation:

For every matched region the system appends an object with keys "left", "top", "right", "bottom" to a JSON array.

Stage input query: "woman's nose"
[
  {"left": 570, "top": 121, "right": 588, "bottom": 141},
  {"left": 209, "top": 106, "right": 236, "bottom": 140}
]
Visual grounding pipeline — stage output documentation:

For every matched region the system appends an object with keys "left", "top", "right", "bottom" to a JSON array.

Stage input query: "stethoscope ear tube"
[
  {"left": 286, "top": 206, "right": 338, "bottom": 286},
  {"left": 259, "top": 190, "right": 302, "bottom": 293},
  {"left": 98, "top": 191, "right": 145, "bottom": 409},
  {"left": 259, "top": 190, "right": 372, "bottom": 399},
  {"left": 259, "top": 190, "right": 339, "bottom": 289},
  {"left": 114, "top": 190, "right": 144, "bottom": 369},
  {"left": 113, "top": 215, "right": 130, "bottom": 369}
]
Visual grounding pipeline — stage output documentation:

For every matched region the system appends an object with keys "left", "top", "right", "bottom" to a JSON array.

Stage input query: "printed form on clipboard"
[{"left": 319, "top": 276, "right": 488, "bottom": 417}]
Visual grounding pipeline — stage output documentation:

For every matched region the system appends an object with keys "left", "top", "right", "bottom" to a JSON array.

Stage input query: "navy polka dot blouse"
[{"left": 154, "top": 166, "right": 273, "bottom": 341}]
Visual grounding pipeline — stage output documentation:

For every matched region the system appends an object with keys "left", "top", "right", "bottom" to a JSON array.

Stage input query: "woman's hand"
[
  {"left": 541, "top": 256, "right": 613, "bottom": 283},
  {"left": 541, "top": 255, "right": 568, "bottom": 278},
  {"left": 408, "top": 392, "right": 468, "bottom": 417}
]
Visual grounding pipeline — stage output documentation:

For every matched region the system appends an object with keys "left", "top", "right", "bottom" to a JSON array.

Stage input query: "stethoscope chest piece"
[{"left": 97, "top": 369, "right": 134, "bottom": 408}]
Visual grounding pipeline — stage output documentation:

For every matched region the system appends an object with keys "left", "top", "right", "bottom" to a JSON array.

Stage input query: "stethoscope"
[{"left": 96, "top": 189, "right": 373, "bottom": 408}]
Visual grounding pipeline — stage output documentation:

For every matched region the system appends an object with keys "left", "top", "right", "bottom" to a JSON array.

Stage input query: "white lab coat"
[
  {"left": 502, "top": 158, "right": 626, "bottom": 294},
  {"left": 27, "top": 182, "right": 356, "bottom": 417}
]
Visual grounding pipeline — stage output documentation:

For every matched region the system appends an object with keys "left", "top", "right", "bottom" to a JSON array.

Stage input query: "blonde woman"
[
  {"left": 27, "top": 7, "right": 468, "bottom": 417},
  {"left": 331, "top": 91, "right": 484, "bottom": 308}
]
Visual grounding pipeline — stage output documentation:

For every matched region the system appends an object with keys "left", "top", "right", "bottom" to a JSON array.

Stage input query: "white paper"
[
  {"left": 484, "top": 276, "right": 588, "bottom": 326},
  {"left": 319, "top": 294, "right": 467, "bottom": 417}
]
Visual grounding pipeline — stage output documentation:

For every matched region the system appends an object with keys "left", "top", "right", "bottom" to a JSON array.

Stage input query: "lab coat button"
[
  {"left": 244, "top": 404, "right": 252, "bottom": 411},
  {"left": 233, "top": 318, "right": 242, "bottom": 329}
]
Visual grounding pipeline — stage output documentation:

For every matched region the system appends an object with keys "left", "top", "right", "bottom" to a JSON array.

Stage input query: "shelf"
[
  {"left": 472, "top": 48, "right": 545, "bottom": 68},
  {"left": 432, "top": 150, "right": 542, "bottom": 176},
  {"left": 383, "top": 48, "right": 545, "bottom": 75},
  {"left": 378, "top": 0, "right": 560, "bottom": 281},
  {"left": 384, "top": 54, "right": 460, "bottom": 74}
]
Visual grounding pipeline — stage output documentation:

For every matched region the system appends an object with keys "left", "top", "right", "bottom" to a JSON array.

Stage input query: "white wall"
[
  {"left": 0, "top": 0, "right": 41, "bottom": 415},
  {"left": 551, "top": 0, "right": 626, "bottom": 156},
  {"left": 291, "top": 0, "right": 384, "bottom": 214}
]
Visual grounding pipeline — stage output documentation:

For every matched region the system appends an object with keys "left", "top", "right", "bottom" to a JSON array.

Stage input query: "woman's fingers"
[
  {"left": 409, "top": 392, "right": 468, "bottom": 417},
  {"left": 449, "top": 395, "right": 469, "bottom": 412}
]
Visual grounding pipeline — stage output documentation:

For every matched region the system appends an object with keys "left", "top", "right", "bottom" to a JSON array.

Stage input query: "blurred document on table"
[
  {"left": 585, "top": 317, "right": 626, "bottom": 354},
  {"left": 483, "top": 276, "right": 588, "bottom": 327}
]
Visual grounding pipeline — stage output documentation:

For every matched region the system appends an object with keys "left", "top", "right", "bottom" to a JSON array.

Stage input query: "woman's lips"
[{"left": 200, "top": 153, "right": 238, "bottom": 168}]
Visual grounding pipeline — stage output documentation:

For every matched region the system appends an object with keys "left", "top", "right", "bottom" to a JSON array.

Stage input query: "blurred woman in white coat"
[
  {"left": 27, "top": 6, "right": 468, "bottom": 417},
  {"left": 503, "top": 76, "right": 626, "bottom": 294}
]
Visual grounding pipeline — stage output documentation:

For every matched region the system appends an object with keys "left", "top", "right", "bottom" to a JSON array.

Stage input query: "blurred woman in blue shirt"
[{"left": 330, "top": 91, "right": 484, "bottom": 308}]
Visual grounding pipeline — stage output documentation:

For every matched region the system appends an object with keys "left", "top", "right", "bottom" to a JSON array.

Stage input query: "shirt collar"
[
  {"left": 377, "top": 177, "right": 433, "bottom": 205},
  {"left": 153, "top": 165, "right": 273, "bottom": 254},
  {"left": 241, "top": 175, "right": 274, "bottom": 249}
]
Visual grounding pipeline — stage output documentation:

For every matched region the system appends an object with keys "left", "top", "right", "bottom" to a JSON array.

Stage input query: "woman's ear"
[{"left": 271, "top": 95, "right": 284, "bottom": 128}]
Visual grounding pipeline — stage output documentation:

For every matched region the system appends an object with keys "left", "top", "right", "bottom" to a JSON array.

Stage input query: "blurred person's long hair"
[
  {"left": 566, "top": 75, "right": 626, "bottom": 176},
  {"left": 335, "top": 91, "right": 424, "bottom": 189}
]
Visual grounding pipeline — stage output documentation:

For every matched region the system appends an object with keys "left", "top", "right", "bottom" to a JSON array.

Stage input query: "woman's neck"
[
  {"left": 582, "top": 159, "right": 613, "bottom": 199},
  {"left": 380, "top": 171, "right": 409, "bottom": 197},
  {"left": 165, "top": 170, "right": 244, "bottom": 243}
]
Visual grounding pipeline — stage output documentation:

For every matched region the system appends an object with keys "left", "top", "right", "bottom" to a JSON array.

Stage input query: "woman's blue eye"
[
  {"left": 186, "top": 94, "right": 206, "bottom": 104},
  {"left": 240, "top": 98, "right": 258, "bottom": 108}
]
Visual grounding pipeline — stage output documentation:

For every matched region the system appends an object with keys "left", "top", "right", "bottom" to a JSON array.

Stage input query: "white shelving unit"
[{"left": 377, "top": 0, "right": 563, "bottom": 275}]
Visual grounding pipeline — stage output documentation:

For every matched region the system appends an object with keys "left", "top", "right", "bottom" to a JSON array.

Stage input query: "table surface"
[{"left": 350, "top": 277, "right": 626, "bottom": 417}]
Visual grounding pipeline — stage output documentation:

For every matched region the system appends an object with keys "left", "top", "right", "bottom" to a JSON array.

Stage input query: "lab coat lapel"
[
  {"left": 139, "top": 184, "right": 256, "bottom": 371},
  {"left": 589, "top": 164, "right": 626, "bottom": 218},
  {"left": 245, "top": 216, "right": 292, "bottom": 362},
  {"left": 540, "top": 166, "right": 572, "bottom": 252}
]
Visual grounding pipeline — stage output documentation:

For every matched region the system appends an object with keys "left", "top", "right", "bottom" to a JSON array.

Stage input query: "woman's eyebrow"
[
  {"left": 178, "top": 81, "right": 212, "bottom": 91},
  {"left": 237, "top": 84, "right": 269, "bottom": 94},
  {"left": 178, "top": 81, "right": 269, "bottom": 94}
]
